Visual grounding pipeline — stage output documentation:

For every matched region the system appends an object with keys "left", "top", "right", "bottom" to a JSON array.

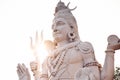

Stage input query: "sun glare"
[
  {"left": 37, "top": 42, "right": 48, "bottom": 64},
  {"left": 30, "top": 30, "right": 50, "bottom": 71}
]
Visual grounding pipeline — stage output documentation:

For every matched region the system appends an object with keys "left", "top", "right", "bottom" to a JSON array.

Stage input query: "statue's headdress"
[
  {"left": 54, "top": 0, "right": 78, "bottom": 31},
  {"left": 54, "top": 0, "right": 77, "bottom": 14},
  {"left": 54, "top": 0, "right": 80, "bottom": 40}
]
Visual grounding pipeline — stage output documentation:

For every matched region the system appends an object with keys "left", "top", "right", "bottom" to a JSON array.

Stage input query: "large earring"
[{"left": 68, "top": 32, "right": 76, "bottom": 42}]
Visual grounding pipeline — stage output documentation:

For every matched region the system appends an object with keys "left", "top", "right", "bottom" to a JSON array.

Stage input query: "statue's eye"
[{"left": 56, "top": 21, "right": 65, "bottom": 26}]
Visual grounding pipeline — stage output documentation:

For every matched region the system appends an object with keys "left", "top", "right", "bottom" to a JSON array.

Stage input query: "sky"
[{"left": 0, "top": 0, "right": 120, "bottom": 80}]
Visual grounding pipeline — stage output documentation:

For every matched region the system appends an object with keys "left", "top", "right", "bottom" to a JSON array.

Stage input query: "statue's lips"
[{"left": 53, "top": 32, "right": 61, "bottom": 36}]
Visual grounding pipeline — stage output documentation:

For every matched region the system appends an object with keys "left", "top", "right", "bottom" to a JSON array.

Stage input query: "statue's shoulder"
[{"left": 76, "top": 41, "right": 94, "bottom": 54}]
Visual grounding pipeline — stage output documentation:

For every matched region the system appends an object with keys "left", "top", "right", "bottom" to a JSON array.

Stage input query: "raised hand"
[
  {"left": 30, "top": 31, "right": 43, "bottom": 70},
  {"left": 29, "top": 31, "right": 44, "bottom": 79},
  {"left": 107, "top": 35, "right": 120, "bottom": 50},
  {"left": 17, "top": 63, "right": 31, "bottom": 80},
  {"left": 30, "top": 31, "right": 43, "bottom": 51},
  {"left": 30, "top": 31, "right": 43, "bottom": 61}
]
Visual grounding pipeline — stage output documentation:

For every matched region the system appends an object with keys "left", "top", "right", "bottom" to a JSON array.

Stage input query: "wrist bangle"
[{"left": 105, "top": 49, "right": 115, "bottom": 53}]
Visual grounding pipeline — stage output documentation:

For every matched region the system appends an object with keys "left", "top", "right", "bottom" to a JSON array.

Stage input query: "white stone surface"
[{"left": 16, "top": 1, "right": 120, "bottom": 80}]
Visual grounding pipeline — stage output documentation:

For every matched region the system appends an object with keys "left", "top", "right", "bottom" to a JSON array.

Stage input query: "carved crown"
[{"left": 54, "top": 0, "right": 78, "bottom": 34}]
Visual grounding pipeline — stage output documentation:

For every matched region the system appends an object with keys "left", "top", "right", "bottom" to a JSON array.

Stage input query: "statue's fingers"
[
  {"left": 17, "top": 64, "right": 23, "bottom": 76},
  {"left": 17, "top": 64, "right": 22, "bottom": 74},
  {"left": 22, "top": 63, "right": 27, "bottom": 72},
  {"left": 35, "top": 31, "right": 38, "bottom": 43},
  {"left": 26, "top": 68, "right": 30, "bottom": 76},
  {"left": 17, "top": 69, "right": 21, "bottom": 77},
  {"left": 22, "top": 63, "right": 30, "bottom": 76},
  {"left": 18, "top": 63, "right": 25, "bottom": 73},
  {"left": 30, "top": 36, "right": 33, "bottom": 49},
  {"left": 40, "top": 30, "right": 43, "bottom": 42}
]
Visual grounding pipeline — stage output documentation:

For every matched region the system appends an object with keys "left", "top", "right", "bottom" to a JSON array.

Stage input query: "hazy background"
[{"left": 0, "top": 0, "right": 120, "bottom": 79}]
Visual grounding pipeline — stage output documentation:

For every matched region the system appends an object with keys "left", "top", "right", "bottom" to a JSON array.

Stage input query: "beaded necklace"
[{"left": 47, "top": 41, "right": 80, "bottom": 77}]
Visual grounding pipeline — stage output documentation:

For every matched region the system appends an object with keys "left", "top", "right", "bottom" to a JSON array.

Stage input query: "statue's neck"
[{"left": 56, "top": 40, "right": 69, "bottom": 48}]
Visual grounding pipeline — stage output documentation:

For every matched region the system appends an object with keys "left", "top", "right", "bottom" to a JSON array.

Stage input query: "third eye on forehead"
[
  {"left": 56, "top": 21, "right": 65, "bottom": 26},
  {"left": 55, "top": 21, "right": 65, "bottom": 27},
  {"left": 52, "top": 21, "right": 65, "bottom": 29}
]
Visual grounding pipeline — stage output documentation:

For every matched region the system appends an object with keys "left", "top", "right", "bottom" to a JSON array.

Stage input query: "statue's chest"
[{"left": 63, "top": 48, "right": 83, "bottom": 64}]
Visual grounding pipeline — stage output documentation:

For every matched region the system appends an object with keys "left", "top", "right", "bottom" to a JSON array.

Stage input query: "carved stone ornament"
[
  {"left": 77, "top": 42, "right": 94, "bottom": 54},
  {"left": 107, "top": 35, "right": 120, "bottom": 50}
]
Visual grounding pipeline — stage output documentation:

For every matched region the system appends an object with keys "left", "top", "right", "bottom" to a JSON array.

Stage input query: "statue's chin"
[
  {"left": 54, "top": 38, "right": 61, "bottom": 43},
  {"left": 53, "top": 35, "right": 63, "bottom": 43}
]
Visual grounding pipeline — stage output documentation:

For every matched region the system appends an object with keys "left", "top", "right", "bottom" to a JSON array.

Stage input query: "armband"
[{"left": 105, "top": 49, "right": 115, "bottom": 53}]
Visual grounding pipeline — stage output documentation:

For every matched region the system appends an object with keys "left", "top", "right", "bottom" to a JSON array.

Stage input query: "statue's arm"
[
  {"left": 77, "top": 42, "right": 101, "bottom": 80},
  {"left": 101, "top": 35, "right": 120, "bottom": 80},
  {"left": 101, "top": 49, "right": 114, "bottom": 80},
  {"left": 40, "top": 58, "right": 49, "bottom": 80}
]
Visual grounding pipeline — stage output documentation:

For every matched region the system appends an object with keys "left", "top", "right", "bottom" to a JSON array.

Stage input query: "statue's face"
[{"left": 52, "top": 18, "right": 71, "bottom": 42}]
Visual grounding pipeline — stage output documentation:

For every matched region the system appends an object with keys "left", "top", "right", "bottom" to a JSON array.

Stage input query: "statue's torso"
[
  {"left": 48, "top": 48, "right": 83, "bottom": 80},
  {"left": 47, "top": 41, "right": 99, "bottom": 80}
]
